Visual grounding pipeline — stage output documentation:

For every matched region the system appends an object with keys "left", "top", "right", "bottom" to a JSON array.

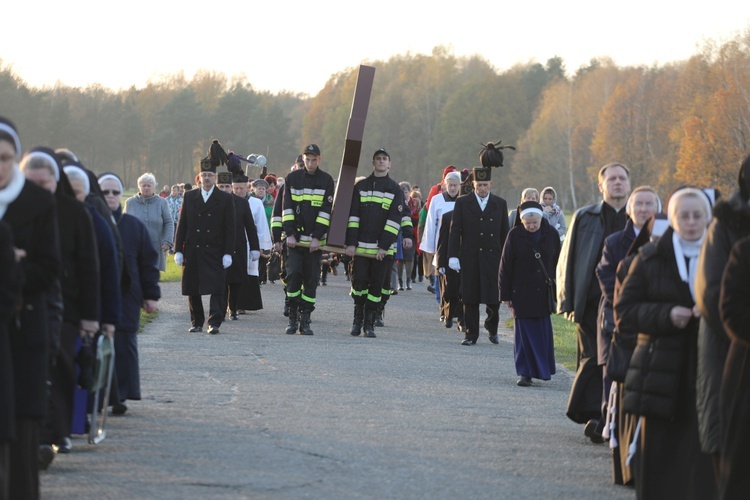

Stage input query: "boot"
[
  {"left": 285, "top": 306, "right": 298, "bottom": 334},
  {"left": 298, "top": 311, "right": 314, "bottom": 335},
  {"left": 363, "top": 309, "right": 377, "bottom": 338},
  {"left": 406, "top": 278, "right": 412, "bottom": 290},
  {"left": 374, "top": 307, "right": 384, "bottom": 327},
  {"left": 350, "top": 303, "right": 364, "bottom": 336}
]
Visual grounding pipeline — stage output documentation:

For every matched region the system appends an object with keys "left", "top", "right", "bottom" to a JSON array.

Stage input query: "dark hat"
[
  {"left": 183, "top": 182, "right": 193, "bottom": 190},
  {"left": 217, "top": 171, "right": 233, "bottom": 185},
  {"left": 295, "top": 154, "right": 305, "bottom": 166},
  {"left": 303, "top": 144, "right": 321, "bottom": 156},
  {"left": 200, "top": 157, "right": 215, "bottom": 173},
  {"left": 373, "top": 148, "right": 390, "bottom": 160},
  {"left": 252, "top": 179, "right": 269, "bottom": 189},
  {"left": 232, "top": 174, "right": 248, "bottom": 184},
  {"left": 472, "top": 166, "right": 491, "bottom": 182}
]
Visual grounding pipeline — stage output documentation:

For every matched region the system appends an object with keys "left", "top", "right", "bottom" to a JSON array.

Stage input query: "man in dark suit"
[
  {"left": 174, "top": 161, "right": 235, "bottom": 334},
  {"left": 447, "top": 166, "right": 509, "bottom": 345},
  {"left": 216, "top": 173, "right": 260, "bottom": 321}
]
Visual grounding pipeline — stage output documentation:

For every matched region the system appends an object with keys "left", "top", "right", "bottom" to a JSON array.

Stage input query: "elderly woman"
[
  {"left": 508, "top": 188, "right": 540, "bottom": 227},
  {"left": 499, "top": 201, "right": 561, "bottom": 386},
  {"left": 615, "top": 187, "right": 716, "bottom": 499},
  {"left": 540, "top": 186, "right": 567, "bottom": 239},
  {"left": 99, "top": 173, "right": 160, "bottom": 415},
  {"left": 125, "top": 172, "right": 174, "bottom": 271}
]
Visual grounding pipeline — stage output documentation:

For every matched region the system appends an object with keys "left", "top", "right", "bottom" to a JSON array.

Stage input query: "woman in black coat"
[
  {"left": 718, "top": 235, "right": 750, "bottom": 499},
  {"left": 499, "top": 201, "right": 561, "bottom": 386},
  {"left": 615, "top": 188, "right": 715, "bottom": 499},
  {"left": 0, "top": 116, "right": 61, "bottom": 499}
]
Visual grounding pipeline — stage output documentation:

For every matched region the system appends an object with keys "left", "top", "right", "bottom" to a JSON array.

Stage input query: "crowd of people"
[{"left": 2, "top": 107, "right": 750, "bottom": 499}]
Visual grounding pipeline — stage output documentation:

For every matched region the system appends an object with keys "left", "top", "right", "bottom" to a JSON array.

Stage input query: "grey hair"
[
  {"left": 137, "top": 172, "right": 157, "bottom": 188},
  {"left": 444, "top": 172, "right": 462, "bottom": 184}
]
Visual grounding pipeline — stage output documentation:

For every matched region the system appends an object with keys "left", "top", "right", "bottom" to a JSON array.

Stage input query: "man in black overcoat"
[
  {"left": 216, "top": 173, "right": 260, "bottom": 320},
  {"left": 447, "top": 167, "right": 509, "bottom": 345},
  {"left": 174, "top": 161, "right": 235, "bottom": 334}
]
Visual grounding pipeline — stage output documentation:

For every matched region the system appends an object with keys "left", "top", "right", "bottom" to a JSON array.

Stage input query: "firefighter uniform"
[
  {"left": 281, "top": 153, "right": 335, "bottom": 334},
  {"left": 346, "top": 172, "right": 405, "bottom": 336}
]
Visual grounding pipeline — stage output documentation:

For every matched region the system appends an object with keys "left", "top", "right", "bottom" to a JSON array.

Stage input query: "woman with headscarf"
[
  {"left": 615, "top": 187, "right": 716, "bottom": 499},
  {"left": 540, "top": 186, "right": 567, "bottom": 239},
  {"left": 0, "top": 115, "right": 61, "bottom": 499},
  {"left": 694, "top": 154, "right": 750, "bottom": 480},
  {"left": 125, "top": 172, "right": 174, "bottom": 271},
  {"left": 499, "top": 201, "right": 561, "bottom": 386},
  {"left": 99, "top": 173, "right": 160, "bottom": 415},
  {"left": 20, "top": 148, "right": 100, "bottom": 460}
]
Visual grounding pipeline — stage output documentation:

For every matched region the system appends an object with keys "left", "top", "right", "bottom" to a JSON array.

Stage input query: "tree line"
[{"left": 2, "top": 26, "right": 749, "bottom": 209}]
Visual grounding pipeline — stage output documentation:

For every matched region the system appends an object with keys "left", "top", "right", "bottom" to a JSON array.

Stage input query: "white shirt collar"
[{"left": 202, "top": 185, "right": 215, "bottom": 200}]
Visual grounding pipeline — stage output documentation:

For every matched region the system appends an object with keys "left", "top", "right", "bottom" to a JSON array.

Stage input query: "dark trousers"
[
  {"left": 41, "top": 322, "right": 78, "bottom": 446},
  {"left": 188, "top": 294, "right": 224, "bottom": 328},
  {"left": 259, "top": 255, "right": 268, "bottom": 282},
  {"left": 566, "top": 299, "right": 603, "bottom": 423},
  {"left": 463, "top": 303, "right": 499, "bottom": 342},
  {"left": 439, "top": 272, "right": 462, "bottom": 323},
  {"left": 9, "top": 417, "right": 39, "bottom": 500},
  {"left": 223, "top": 283, "right": 242, "bottom": 314},
  {"left": 352, "top": 256, "right": 389, "bottom": 311},
  {"left": 0, "top": 442, "right": 9, "bottom": 500},
  {"left": 380, "top": 256, "right": 394, "bottom": 309},
  {"left": 285, "top": 246, "right": 322, "bottom": 312}
]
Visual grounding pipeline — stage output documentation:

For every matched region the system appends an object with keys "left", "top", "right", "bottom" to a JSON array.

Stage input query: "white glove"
[
  {"left": 222, "top": 254, "right": 232, "bottom": 269},
  {"left": 438, "top": 267, "right": 446, "bottom": 275},
  {"left": 449, "top": 258, "right": 461, "bottom": 272},
  {"left": 250, "top": 250, "right": 260, "bottom": 262},
  {"left": 174, "top": 252, "right": 184, "bottom": 266}
]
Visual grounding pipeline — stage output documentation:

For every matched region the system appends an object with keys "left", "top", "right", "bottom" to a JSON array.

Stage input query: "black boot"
[
  {"left": 374, "top": 307, "right": 384, "bottom": 327},
  {"left": 350, "top": 303, "right": 364, "bottom": 336},
  {"left": 363, "top": 309, "right": 377, "bottom": 338},
  {"left": 298, "top": 311, "right": 314, "bottom": 335},
  {"left": 285, "top": 306, "right": 298, "bottom": 334}
]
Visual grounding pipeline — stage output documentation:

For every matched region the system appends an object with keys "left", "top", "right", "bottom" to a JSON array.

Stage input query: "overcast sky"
[{"left": 2, "top": 1, "right": 748, "bottom": 96}]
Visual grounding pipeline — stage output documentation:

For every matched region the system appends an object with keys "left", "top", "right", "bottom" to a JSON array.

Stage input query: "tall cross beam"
[{"left": 323, "top": 64, "right": 376, "bottom": 251}]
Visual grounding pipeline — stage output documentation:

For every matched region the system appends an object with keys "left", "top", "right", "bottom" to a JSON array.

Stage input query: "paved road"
[{"left": 41, "top": 274, "right": 632, "bottom": 499}]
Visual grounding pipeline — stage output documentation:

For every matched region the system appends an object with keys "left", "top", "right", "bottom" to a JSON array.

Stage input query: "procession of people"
[{"left": 2, "top": 110, "right": 750, "bottom": 500}]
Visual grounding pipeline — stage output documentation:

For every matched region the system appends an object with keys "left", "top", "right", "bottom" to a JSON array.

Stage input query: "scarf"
[
  {"left": 0, "top": 164, "right": 26, "bottom": 220},
  {"left": 672, "top": 230, "right": 704, "bottom": 301}
]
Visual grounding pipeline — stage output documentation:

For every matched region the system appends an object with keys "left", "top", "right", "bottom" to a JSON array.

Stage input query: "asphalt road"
[{"left": 40, "top": 273, "right": 633, "bottom": 499}]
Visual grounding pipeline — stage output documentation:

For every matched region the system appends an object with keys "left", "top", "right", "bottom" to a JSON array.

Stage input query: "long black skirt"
[{"left": 237, "top": 276, "right": 263, "bottom": 311}]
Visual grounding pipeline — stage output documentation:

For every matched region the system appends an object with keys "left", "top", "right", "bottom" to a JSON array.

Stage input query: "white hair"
[
  {"left": 137, "top": 172, "right": 157, "bottom": 188},
  {"left": 444, "top": 172, "right": 461, "bottom": 184}
]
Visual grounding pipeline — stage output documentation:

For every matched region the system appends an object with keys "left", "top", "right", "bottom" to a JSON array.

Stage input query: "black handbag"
[{"left": 531, "top": 246, "right": 556, "bottom": 314}]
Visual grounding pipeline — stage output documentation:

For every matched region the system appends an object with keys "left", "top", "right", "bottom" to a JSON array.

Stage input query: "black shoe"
[
  {"left": 237, "top": 309, "right": 246, "bottom": 315},
  {"left": 406, "top": 282, "right": 412, "bottom": 290},
  {"left": 391, "top": 289, "right": 398, "bottom": 295},
  {"left": 55, "top": 437, "right": 73, "bottom": 454},
  {"left": 229, "top": 313, "right": 239, "bottom": 321},
  {"left": 445, "top": 317, "right": 453, "bottom": 328},
  {"left": 427, "top": 284, "right": 435, "bottom": 293},
  {"left": 260, "top": 280, "right": 267, "bottom": 285},
  {"left": 584, "top": 419, "right": 604, "bottom": 444},
  {"left": 112, "top": 402, "right": 128, "bottom": 415},
  {"left": 461, "top": 339, "right": 476, "bottom": 346},
  {"left": 188, "top": 326, "right": 201, "bottom": 332},
  {"left": 489, "top": 334, "right": 499, "bottom": 344},
  {"left": 374, "top": 310, "right": 384, "bottom": 327},
  {"left": 516, "top": 376, "right": 532, "bottom": 387},
  {"left": 38, "top": 445, "right": 55, "bottom": 470},
  {"left": 207, "top": 325, "right": 220, "bottom": 335},
  {"left": 298, "top": 311, "right": 314, "bottom": 335},
  {"left": 363, "top": 310, "right": 377, "bottom": 338},
  {"left": 270, "top": 280, "right": 276, "bottom": 284},
  {"left": 419, "top": 276, "right": 424, "bottom": 282},
  {"left": 285, "top": 308, "right": 298, "bottom": 334}
]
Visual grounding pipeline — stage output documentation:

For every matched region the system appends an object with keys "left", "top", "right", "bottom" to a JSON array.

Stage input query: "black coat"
[
  {"left": 447, "top": 192, "right": 509, "bottom": 304},
  {"left": 498, "top": 219, "right": 560, "bottom": 318},
  {"left": 4, "top": 180, "right": 61, "bottom": 418},
  {"left": 615, "top": 228, "right": 698, "bottom": 416},
  {"left": 227, "top": 194, "right": 259, "bottom": 285},
  {"left": 718, "top": 236, "right": 750, "bottom": 498},
  {"left": 694, "top": 190, "right": 750, "bottom": 454},
  {"left": 436, "top": 211, "right": 460, "bottom": 299},
  {"left": 174, "top": 187, "right": 235, "bottom": 295},
  {"left": 0, "top": 221, "right": 23, "bottom": 441}
]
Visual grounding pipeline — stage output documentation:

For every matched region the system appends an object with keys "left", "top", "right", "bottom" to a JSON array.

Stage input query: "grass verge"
[
  {"left": 505, "top": 314, "right": 577, "bottom": 371},
  {"left": 161, "top": 256, "right": 181, "bottom": 283}
]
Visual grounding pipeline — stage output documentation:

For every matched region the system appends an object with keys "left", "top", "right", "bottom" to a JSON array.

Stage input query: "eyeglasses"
[{"left": 102, "top": 190, "right": 121, "bottom": 196}]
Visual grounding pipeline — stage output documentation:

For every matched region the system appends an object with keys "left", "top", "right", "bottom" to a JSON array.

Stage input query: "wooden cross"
[{"left": 322, "top": 64, "right": 376, "bottom": 252}]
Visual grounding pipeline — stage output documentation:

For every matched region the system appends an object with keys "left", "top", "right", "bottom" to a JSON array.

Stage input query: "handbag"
[{"left": 531, "top": 246, "right": 556, "bottom": 314}]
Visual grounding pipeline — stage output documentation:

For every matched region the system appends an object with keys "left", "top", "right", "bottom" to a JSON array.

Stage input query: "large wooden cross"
[{"left": 322, "top": 64, "right": 376, "bottom": 252}]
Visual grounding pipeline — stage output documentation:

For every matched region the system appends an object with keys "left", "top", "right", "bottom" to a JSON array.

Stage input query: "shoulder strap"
[{"left": 528, "top": 242, "right": 553, "bottom": 284}]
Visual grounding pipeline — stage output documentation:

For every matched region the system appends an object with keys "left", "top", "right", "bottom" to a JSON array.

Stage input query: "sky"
[{"left": 2, "top": 1, "right": 749, "bottom": 96}]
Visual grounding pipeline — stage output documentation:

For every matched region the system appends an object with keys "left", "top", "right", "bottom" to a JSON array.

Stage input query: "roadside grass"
[
  {"left": 139, "top": 310, "right": 157, "bottom": 332},
  {"left": 505, "top": 314, "right": 577, "bottom": 371},
  {"left": 161, "top": 257, "right": 181, "bottom": 283}
]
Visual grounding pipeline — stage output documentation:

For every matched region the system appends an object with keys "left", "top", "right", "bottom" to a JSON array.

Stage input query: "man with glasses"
[{"left": 174, "top": 160, "right": 235, "bottom": 334}]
